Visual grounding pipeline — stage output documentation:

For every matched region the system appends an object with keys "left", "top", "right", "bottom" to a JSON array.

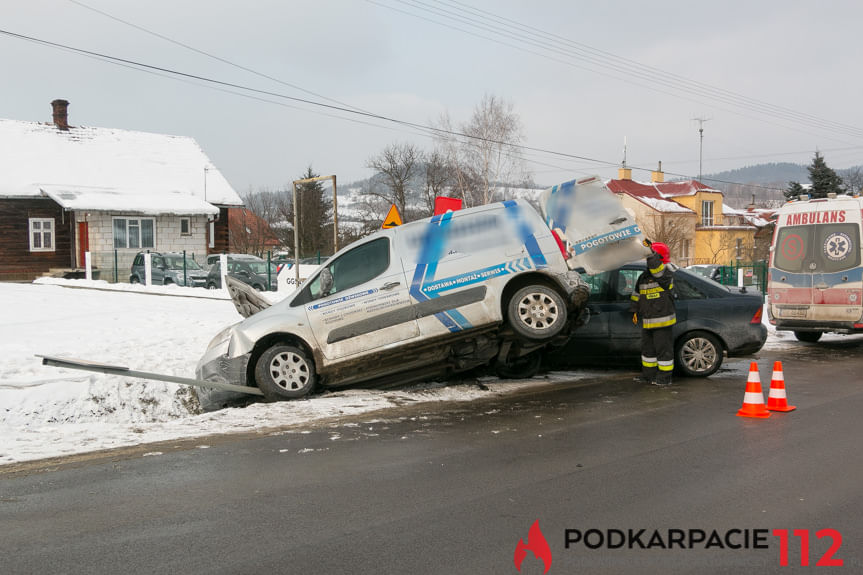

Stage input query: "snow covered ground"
[
  {"left": 0, "top": 279, "right": 599, "bottom": 465},
  {"left": 0, "top": 278, "right": 840, "bottom": 466}
]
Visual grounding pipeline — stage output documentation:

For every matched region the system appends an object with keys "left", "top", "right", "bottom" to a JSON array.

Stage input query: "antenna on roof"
[
  {"left": 622, "top": 136, "right": 628, "bottom": 169},
  {"left": 692, "top": 116, "right": 711, "bottom": 180}
]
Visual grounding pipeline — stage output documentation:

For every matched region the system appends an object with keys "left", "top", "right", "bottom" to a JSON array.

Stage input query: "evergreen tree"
[
  {"left": 786, "top": 151, "right": 845, "bottom": 200},
  {"left": 291, "top": 166, "right": 333, "bottom": 258}
]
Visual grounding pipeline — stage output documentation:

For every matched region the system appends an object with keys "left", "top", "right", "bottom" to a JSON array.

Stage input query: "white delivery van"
[
  {"left": 197, "top": 199, "right": 593, "bottom": 408},
  {"left": 768, "top": 194, "right": 863, "bottom": 341},
  {"left": 539, "top": 176, "right": 650, "bottom": 274}
]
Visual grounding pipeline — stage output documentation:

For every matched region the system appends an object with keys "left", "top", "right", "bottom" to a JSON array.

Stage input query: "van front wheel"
[
  {"left": 254, "top": 344, "right": 317, "bottom": 400},
  {"left": 507, "top": 285, "right": 567, "bottom": 341}
]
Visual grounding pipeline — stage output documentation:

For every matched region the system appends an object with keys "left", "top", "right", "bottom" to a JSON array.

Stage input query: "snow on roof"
[
  {"left": 41, "top": 185, "right": 218, "bottom": 216},
  {"left": 606, "top": 178, "right": 720, "bottom": 199},
  {"left": 631, "top": 195, "right": 695, "bottom": 214},
  {"left": 0, "top": 119, "right": 242, "bottom": 208}
]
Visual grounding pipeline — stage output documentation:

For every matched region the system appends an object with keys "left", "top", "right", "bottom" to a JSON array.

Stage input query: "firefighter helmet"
[{"left": 651, "top": 242, "right": 670, "bottom": 263}]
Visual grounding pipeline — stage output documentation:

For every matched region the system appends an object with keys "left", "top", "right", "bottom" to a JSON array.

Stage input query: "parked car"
[
  {"left": 196, "top": 199, "right": 605, "bottom": 409},
  {"left": 129, "top": 251, "right": 208, "bottom": 287},
  {"left": 545, "top": 263, "right": 767, "bottom": 376},
  {"left": 206, "top": 254, "right": 279, "bottom": 291},
  {"left": 686, "top": 264, "right": 721, "bottom": 282}
]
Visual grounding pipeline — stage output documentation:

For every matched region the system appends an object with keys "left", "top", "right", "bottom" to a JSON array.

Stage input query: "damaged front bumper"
[{"left": 195, "top": 328, "right": 254, "bottom": 411}]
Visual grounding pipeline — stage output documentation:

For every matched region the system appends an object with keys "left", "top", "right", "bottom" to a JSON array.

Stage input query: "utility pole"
[{"left": 692, "top": 117, "right": 711, "bottom": 180}]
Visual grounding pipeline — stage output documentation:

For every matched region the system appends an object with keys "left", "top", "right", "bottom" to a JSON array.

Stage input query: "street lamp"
[{"left": 292, "top": 175, "right": 338, "bottom": 284}]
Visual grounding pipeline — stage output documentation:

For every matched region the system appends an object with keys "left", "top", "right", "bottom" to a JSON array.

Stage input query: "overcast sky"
[{"left": 2, "top": 0, "right": 862, "bottom": 195}]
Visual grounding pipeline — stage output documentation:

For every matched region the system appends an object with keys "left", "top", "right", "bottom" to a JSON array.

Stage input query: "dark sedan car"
[{"left": 545, "top": 263, "right": 767, "bottom": 376}]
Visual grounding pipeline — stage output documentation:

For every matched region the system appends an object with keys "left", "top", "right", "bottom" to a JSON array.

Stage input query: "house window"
[
  {"left": 701, "top": 201, "right": 714, "bottom": 226},
  {"left": 180, "top": 217, "right": 191, "bottom": 236},
  {"left": 113, "top": 217, "right": 155, "bottom": 249},
  {"left": 736, "top": 238, "right": 743, "bottom": 260},
  {"left": 29, "top": 218, "right": 55, "bottom": 252}
]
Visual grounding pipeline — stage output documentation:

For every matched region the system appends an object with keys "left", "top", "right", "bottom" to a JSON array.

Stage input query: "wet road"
[{"left": 2, "top": 339, "right": 862, "bottom": 574}]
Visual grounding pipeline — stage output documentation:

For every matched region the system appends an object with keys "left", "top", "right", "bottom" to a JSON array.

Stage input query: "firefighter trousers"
[{"left": 641, "top": 326, "right": 674, "bottom": 384}]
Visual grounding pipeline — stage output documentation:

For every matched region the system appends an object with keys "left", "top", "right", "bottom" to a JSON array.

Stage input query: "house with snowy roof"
[
  {"left": 0, "top": 99, "right": 243, "bottom": 281},
  {"left": 606, "top": 163, "right": 760, "bottom": 266}
]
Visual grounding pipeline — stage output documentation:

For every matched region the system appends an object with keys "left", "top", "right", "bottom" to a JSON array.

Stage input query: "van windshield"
[{"left": 774, "top": 223, "right": 860, "bottom": 273}]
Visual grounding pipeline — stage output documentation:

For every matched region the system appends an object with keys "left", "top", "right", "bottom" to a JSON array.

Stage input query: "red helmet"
[{"left": 651, "top": 242, "right": 670, "bottom": 263}]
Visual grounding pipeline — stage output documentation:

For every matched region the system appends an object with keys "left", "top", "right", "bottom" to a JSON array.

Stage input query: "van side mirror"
[{"left": 320, "top": 268, "right": 334, "bottom": 296}]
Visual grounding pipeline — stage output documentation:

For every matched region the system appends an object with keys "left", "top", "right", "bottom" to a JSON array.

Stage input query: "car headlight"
[{"left": 206, "top": 325, "right": 235, "bottom": 353}]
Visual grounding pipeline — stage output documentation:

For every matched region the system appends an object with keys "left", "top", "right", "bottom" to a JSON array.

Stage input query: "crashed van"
[{"left": 196, "top": 181, "right": 650, "bottom": 409}]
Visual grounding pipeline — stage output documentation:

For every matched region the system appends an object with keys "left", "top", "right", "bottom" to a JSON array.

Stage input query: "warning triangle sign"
[{"left": 382, "top": 204, "right": 403, "bottom": 228}]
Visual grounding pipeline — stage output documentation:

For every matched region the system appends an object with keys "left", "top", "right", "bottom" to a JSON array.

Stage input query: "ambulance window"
[
  {"left": 815, "top": 223, "right": 859, "bottom": 273},
  {"left": 329, "top": 238, "right": 390, "bottom": 294},
  {"left": 773, "top": 226, "right": 812, "bottom": 273}
]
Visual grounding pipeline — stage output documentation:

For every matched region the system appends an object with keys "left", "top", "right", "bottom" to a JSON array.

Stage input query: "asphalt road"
[{"left": 2, "top": 340, "right": 862, "bottom": 574}]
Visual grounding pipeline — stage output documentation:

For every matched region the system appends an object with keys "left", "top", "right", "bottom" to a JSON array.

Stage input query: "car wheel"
[
  {"left": 206, "top": 281, "right": 217, "bottom": 290},
  {"left": 675, "top": 331, "right": 723, "bottom": 377},
  {"left": 130, "top": 276, "right": 140, "bottom": 284},
  {"left": 507, "top": 285, "right": 567, "bottom": 341},
  {"left": 254, "top": 344, "right": 317, "bottom": 400},
  {"left": 794, "top": 331, "right": 822, "bottom": 343},
  {"left": 163, "top": 278, "right": 173, "bottom": 285},
  {"left": 252, "top": 284, "right": 264, "bottom": 291},
  {"left": 495, "top": 351, "right": 542, "bottom": 379}
]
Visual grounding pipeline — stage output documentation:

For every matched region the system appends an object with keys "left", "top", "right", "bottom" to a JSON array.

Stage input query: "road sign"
[{"left": 382, "top": 204, "right": 403, "bottom": 228}]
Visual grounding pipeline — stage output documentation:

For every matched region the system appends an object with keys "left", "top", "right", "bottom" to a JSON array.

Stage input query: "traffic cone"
[
  {"left": 737, "top": 362, "right": 771, "bottom": 418},
  {"left": 766, "top": 361, "right": 796, "bottom": 412}
]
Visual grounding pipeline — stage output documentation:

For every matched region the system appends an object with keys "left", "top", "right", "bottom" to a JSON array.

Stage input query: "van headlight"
[{"left": 206, "top": 325, "right": 235, "bottom": 353}]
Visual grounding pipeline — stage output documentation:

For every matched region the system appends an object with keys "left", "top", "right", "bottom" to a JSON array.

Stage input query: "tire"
[
  {"left": 207, "top": 281, "right": 218, "bottom": 290},
  {"left": 130, "top": 276, "right": 140, "bottom": 284},
  {"left": 495, "top": 351, "right": 542, "bottom": 379},
  {"left": 254, "top": 344, "right": 317, "bottom": 400},
  {"left": 163, "top": 278, "right": 174, "bottom": 285},
  {"left": 675, "top": 331, "right": 724, "bottom": 377},
  {"left": 794, "top": 331, "right": 822, "bottom": 343},
  {"left": 252, "top": 284, "right": 264, "bottom": 292},
  {"left": 506, "top": 285, "right": 567, "bottom": 341}
]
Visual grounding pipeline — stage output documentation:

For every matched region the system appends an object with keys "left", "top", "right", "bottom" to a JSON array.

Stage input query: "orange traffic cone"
[
  {"left": 737, "top": 362, "right": 771, "bottom": 418},
  {"left": 766, "top": 361, "right": 796, "bottom": 412}
]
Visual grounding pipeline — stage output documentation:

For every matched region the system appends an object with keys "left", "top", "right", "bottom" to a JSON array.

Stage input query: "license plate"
[{"left": 781, "top": 307, "right": 808, "bottom": 318}]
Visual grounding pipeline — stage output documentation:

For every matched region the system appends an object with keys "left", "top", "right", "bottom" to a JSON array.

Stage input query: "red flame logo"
[{"left": 514, "top": 520, "right": 552, "bottom": 573}]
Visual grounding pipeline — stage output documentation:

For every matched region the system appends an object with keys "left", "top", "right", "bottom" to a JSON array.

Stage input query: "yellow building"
[{"left": 607, "top": 166, "right": 758, "bottom": 266}]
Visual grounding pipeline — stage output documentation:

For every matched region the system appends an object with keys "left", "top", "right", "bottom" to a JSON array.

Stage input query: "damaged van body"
[{"left": 197, "top": 185, "right": 650, "bottom": 409}]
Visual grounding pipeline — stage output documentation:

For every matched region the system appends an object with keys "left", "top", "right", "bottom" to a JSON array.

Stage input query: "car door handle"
[{"left": 381, "top": 281, "right": 401, "bottom": 290}]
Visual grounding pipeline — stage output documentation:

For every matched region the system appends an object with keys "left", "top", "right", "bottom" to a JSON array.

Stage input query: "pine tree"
[
  {"left": 784, "top": 181, "right": 805, "bottom": 201},
  {"left": 291, "top": 167, "right": 333, "bottom": 258},
  {"left": 807, "top": 151, "right": 845, "bottom": 198}
]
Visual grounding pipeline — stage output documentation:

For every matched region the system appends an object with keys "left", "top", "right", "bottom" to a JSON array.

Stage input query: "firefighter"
[{"left": 630, "top": 242, "right": 676, "bottom": 386}]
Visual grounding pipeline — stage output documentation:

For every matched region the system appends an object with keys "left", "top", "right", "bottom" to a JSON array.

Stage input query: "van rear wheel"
[
  {"left": 794, "top": 331, "right": 822, "bottom": 343},
  {"left": 507, "top": 285, "right": 567, "bottom": 341}
]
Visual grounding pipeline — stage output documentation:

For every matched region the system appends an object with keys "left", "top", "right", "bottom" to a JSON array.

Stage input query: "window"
[
  {"left": 674, "top": 275, "right": 708, "bottom": 300},
  {"left": 113, "top": 217, "right": 155, "bottom": 249},
  {"left": 581, "top": 271, "right": 612, "bottom": 302},
  {"left": 735, "top": 238, "right": 743, "bottom": 261},
  {"left": 293, "top": 238, "right": 390, "bottom": 305},
  {"left": 614, "top": 269, "right": 641, "bottom": 301},
  {"left": 180, "top": 218, "right": 191, "bottom": 236},
  {"left": 701, "top": 201, "right": 714, "bottom": 226},
  {"left": 29, "top": 218, "right": 55, "bottom": 252}
]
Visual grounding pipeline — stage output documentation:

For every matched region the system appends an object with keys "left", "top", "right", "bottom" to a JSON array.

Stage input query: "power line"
[{"left": 0, "top": 27, "right": 791, "bottom": 193}]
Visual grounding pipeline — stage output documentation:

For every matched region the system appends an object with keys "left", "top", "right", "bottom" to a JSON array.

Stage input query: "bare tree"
[
  {"left": 421, "top": 149, "right": 454, "bottom": 216},
  {"left": 366, "top": 143, "right": 423, "bottom": 219},
  {"left": 433, "top": 94, "right": 528, "bottom": 207},
  {"left": 637, "top": 213, "right": 692, "bottom": 263},
  {"left": 841, "top": 166, "right": 863, "bottom": 195}
]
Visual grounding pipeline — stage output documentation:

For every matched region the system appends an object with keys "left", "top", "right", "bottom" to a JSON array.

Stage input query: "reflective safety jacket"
[{"left": 630, "top": 252, "right": 676, "bottom": 329}]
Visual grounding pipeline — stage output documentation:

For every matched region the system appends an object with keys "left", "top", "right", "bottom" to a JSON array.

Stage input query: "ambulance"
[{"left": 767, "top": 194, "right": 863, "bottom": 341}]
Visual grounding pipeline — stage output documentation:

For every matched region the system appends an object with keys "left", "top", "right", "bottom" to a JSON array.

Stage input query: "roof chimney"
[
  {"left": 618, "top": 167, "right": 632, "bottom": 180},
  {"left": 51, "top": 99, "right": 70, "bottom": 131},
  {"left": 651, "top": 161, "right": 664, "bottom": 183}
]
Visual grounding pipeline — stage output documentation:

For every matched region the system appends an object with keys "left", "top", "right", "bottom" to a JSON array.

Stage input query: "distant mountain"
[{"left": 700, "top": 163, "right": 808, "bottom": 208}]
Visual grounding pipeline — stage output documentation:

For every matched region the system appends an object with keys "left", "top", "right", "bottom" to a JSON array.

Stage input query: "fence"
[{"left": 714, "top": 260, "right": 768, "bottom": 297}]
